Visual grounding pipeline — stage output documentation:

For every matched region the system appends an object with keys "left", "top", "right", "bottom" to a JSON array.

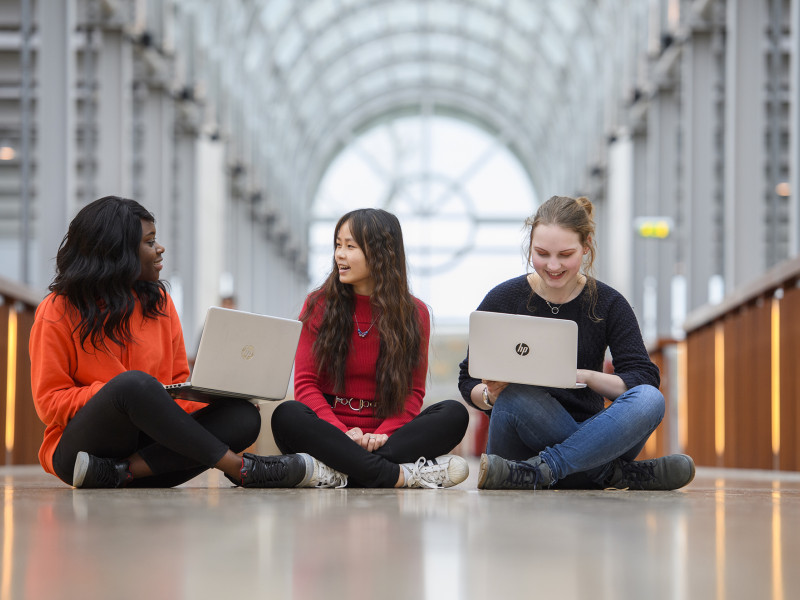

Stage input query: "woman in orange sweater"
[{"left": 30, "top": 196, "right": 325, "bottom": 488}]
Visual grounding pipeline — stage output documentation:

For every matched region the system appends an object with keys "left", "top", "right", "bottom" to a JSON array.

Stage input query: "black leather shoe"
[{"left": 605, "top": 454, "right": 696, "bottom": 490}]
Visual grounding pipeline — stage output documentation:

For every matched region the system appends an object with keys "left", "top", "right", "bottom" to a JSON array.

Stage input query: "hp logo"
[
  {"left": 241, "top": 344, "right": 255, "bottom": 360},
  {"left": 515, "top": 343, "right": 530, "bottom": 356}
]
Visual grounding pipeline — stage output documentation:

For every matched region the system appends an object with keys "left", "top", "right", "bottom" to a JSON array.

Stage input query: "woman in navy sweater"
[{"left": 459, "top": 195, "right": 695, "bottom": 490}]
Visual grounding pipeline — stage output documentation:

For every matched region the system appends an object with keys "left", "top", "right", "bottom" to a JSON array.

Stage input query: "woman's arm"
[
  {"left": 29, "top": 302, "right": 104, "bottom": 428},
  {"left": 167, "top": 294, "right": 191, "bottom": 384},
  {"left": 604, "top": 293, "right": 661, "bottom": 391},
  {"left": 577, "top": 369, "right": 627, "bottom": 400},
  {"left": 458, "top": 283, "right": 519, "bottom": 411}
]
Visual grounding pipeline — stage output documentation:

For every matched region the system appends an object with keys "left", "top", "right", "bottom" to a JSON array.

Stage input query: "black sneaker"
[
  {"left": 73, "top": 451, "right": 133, "bottom": 488},
  {"left": 477, "top": 453, "right": 554, "bottom": 490},
  {"left": 604, "top": 454, "right": 696, "bottom": 490},
  {"left": 230, "top": 452, "right": 314, "bottom": 488}
]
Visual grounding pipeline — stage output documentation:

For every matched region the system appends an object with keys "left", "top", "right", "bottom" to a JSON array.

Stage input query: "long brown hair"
[
  {"left": 300, "top": 208, "right": 422, "bottom": 417},
  {"left": 524, "top": 195, "right": 600, "bottom": 320}
]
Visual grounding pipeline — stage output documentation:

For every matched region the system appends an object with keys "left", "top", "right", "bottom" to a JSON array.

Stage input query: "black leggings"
[
  {"left": 52, "top": 370, "right": 261, "bottom": 487},
  {"left": 271, "top": 399, "right": 469, "bottom": 488}
]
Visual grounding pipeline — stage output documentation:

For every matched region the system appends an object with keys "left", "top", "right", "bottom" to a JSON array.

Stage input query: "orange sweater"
[{"left": 29, "top": 291, "right": 197, "bottom": 475}]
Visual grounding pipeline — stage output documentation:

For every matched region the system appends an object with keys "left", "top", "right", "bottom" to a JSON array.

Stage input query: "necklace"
[
  {"left": 538, "top": 275, "right": 582, "bottom": 315},
  {"left": 544, "top": 299, "right": 562, "bottom": 315},
  {"left": 353, "top": 314, "right": 376, "bottom": 338}
]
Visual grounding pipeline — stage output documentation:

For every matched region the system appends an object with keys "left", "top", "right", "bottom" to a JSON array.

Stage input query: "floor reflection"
[{"left": 1, "top": 465, "right": 799, "bottom": 599}]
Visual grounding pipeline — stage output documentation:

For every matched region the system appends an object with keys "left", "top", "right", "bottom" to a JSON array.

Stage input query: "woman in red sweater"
[
  {"left": 270, "top": 208, "right": 470, "bottom": 488},
  {"left": 30, "top": 196, "right": 324, "bottom": 488}
]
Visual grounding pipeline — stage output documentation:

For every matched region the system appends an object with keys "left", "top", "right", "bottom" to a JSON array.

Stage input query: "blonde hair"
[{"left": 524, "top": 195, "right": 600, "bottom": 320}]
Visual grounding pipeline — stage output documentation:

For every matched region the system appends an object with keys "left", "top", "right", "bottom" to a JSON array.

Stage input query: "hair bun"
[{"left": 575, "top": 196, "right": 594, "bottom": 220}]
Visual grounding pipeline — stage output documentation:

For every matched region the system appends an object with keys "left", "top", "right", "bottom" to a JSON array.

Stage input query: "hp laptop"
[
  {"left": 166, "top": 307, "right": 302, "bottom": 403},
  {"left": 468, "top": 310, "right": 587, "bottom": 389}
]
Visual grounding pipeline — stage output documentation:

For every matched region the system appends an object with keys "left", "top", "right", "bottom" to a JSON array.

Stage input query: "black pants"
[
  {"left": 52, "top": 370, "right": 261, "bottom": 487},
  {"left": 271, "top": 399, "right": 469, "bottom": 488}
]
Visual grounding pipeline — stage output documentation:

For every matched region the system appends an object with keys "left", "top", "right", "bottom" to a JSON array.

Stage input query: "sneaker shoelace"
[
  {"left": 246, "top": 457, "right": 287, "bottom": 485},
  {"left": 314, "top": 462, "right": 348, "bottom": 488},
  {"left": 406, "top": 457, "right": 449, "bottom": 488},
  {"left": 506, "top": 461, "right": 542, "bottom": 488},
  {"left": 93, "top": 458, "right": 122, "bottom": 488},
  {"left": 618, "top": 460, "right": 657, "bottom": 486}
]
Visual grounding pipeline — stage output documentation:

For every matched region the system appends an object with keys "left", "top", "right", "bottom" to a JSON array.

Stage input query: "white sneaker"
[
  {"left": 297, "top": 454, "right": 348, "bottom": 489},
  {"left": 402, "top": 455, "right": 469, "bottom": 489}
]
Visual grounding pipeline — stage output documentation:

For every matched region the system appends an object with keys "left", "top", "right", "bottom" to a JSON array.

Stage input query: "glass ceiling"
[
  {"left": 180, "top": 0, "right": 610, "bottom": 210},
  {"left": 174, "top": 0, "right": 626, "bottom": 323}
]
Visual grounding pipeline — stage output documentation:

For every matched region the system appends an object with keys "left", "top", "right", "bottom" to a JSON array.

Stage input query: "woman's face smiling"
[
  {"left": 335, "top": 220, "right": 374, "bottom": 296},
  {"left": 529, "top": 223, "right": 586, "bottom": 292},
  {"left": 138, "top": 219, "right": 165, "bottom": 281}
]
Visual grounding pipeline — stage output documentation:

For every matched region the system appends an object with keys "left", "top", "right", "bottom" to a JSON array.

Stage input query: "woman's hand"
[
  {"left": 359, "top": 432, "right": 388, "bottom": 452},
  {"left": 345, "top": 427, "right": 364, "bottom": 444},
  {"left": 345, "top": 428, "right": 388, "bottom": 452},
  {"left": 483, "top": 380, "right": 508, "bottom": 401},
  {"left": 483, "top": 380, "right": 508, "bottom": 407}
]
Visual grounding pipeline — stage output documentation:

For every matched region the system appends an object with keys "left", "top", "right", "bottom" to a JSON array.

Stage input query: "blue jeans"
[{"left": 486, "top": 384, "right": 665, "bottom": 488}]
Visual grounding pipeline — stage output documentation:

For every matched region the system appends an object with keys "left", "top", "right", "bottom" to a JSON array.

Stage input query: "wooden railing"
[
  {"left": 682, "top": 256, "right": 800, "bottom": 471},
  {"left": 1, "top": 275, "right": 45, "bottom": 465}
]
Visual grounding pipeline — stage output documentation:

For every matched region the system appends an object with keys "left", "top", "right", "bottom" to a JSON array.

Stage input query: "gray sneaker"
[
  {"left": 477, "top": 453, "right": 554, "bottom": 490},
  {"left": 604, "top": 454, "right": 696, "bottom": 490},
  {"left": 297, "top": 458, "right": 348, "bottom": 488}
]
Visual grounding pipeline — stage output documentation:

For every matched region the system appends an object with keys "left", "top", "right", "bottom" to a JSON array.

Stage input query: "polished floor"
[{"left": 1, "top": 459, "right": 799, "bottom": 600}]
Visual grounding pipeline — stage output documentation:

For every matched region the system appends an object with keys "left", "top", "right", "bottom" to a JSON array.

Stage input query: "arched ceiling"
[{"left": 180, "top": 0, "right": 613, "bottom": 214}]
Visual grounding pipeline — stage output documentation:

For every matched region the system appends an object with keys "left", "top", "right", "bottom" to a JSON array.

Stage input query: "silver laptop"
[
  {"left": 166, "top": 307, "right": 302, "bottom": 403},
  {"left": 468, "top": 311, "right": 586, "bottom": 389}
]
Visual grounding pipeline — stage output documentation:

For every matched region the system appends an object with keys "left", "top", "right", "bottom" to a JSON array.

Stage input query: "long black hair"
[
  {"left": 300, "top": 208, "right": 422, "bottom": 418},
  {"left": 49, "top": 196, "right": 167, "bottom": 349}
]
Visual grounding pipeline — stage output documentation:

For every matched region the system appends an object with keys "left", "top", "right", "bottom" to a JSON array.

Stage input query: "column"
[
  {"left": 606, "top": 133, "right": 634, "bottom": 302},
  {"left": 35, "top": 0, "right": 76, "bottom": 290},
  {"left": 724, "top": 0, "right": 768, "bottom": 291},
  {"left": 96, "top": 28, "right": 133, "bottom": 198},
  {"left": 645, "top": 86, "right": 680, "bottom": 341},
  {"left": 631, "top": 130, "right": 650, "bottom": 336},
  {"left": 790, "top": 0, "right": 800, "bottom": 256},
  {"left": 173, "top": 108, "right": 199, "bottom": 335},
  {"left": 682, "top": 27, "right": 721, "bottom": 310},
  {"left": 138, "top": 85, "right": 175, "bottom": 269}
]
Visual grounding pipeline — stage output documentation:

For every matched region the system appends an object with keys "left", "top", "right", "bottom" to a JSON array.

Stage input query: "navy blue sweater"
[{"left": 458, "top": 275, "right": 660, "bottom": 422}]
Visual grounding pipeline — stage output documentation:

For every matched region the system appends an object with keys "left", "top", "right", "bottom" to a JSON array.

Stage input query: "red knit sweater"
[
  {"left": 29, "top": 291, "right": 196, "bottom": 475},
  {"left": 293, "top": 293, "right": 430, "bottom": 436}
]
